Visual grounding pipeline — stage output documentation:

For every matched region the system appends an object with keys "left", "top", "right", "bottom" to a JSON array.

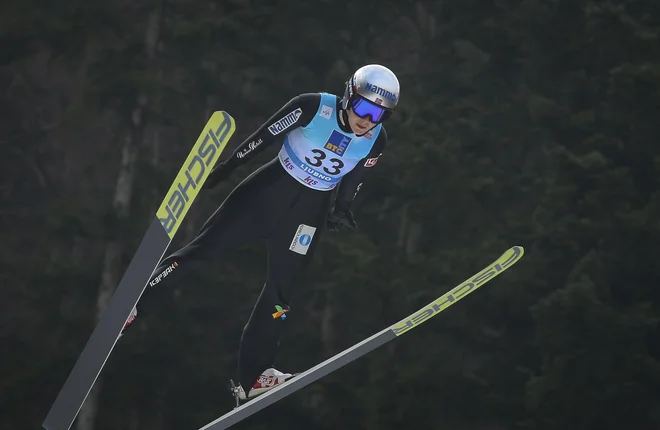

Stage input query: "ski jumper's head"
[{"left": 340, "top": 64, "right": 400, "bottom": 135}]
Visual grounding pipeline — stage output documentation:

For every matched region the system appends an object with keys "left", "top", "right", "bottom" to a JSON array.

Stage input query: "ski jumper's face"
[{"left": 347, "top": 108, "right": 376, "bottom": 135}]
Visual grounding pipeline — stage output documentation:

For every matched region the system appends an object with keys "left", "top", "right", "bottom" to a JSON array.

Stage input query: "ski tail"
[
  {"left": 42, "top": 112, "right": 236, "bottom": 430},
  {"left": 198, "top": 246, "right": 525, "bottom": 430}
]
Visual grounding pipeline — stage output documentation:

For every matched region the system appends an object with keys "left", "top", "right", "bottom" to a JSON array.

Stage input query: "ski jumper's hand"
[
  {"left": 326, "top": 206, "right": 357, "bottom": 231},
  {"left": 205, "top": 160, "right": 234, "bottom": 189},
  {"left": 328, "top": 129, "right": 387, "bottom": 229}
]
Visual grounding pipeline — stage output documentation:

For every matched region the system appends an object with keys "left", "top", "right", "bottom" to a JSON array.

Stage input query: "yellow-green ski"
[
  {"left": 200, "top": 246, "right": 525, "bottom": 430},
  {"left": 43, "top": 112, "right": 236, "bottom": 430}
]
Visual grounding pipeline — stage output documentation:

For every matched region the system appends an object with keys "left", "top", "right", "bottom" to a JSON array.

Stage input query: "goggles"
[{"left": 350, "top": 95, "right": 392, "bottom": 123}]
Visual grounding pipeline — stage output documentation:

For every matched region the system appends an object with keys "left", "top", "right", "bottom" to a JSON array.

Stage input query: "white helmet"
[{"left": 341, "top": 64, "right": 400, "bottom": 123}]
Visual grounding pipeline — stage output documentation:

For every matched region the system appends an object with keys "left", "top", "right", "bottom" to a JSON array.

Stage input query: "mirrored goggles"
[{"left": 350, "top": 96, "right": 392, "bottom": 123}]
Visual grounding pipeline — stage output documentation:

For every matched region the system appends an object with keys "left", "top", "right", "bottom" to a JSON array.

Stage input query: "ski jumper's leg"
[
  {"left": 137, "top": 159, "right": 282, "bottom": 316},
  {"left": 237, "top": 180, "right": 332, "bottom": 389}
]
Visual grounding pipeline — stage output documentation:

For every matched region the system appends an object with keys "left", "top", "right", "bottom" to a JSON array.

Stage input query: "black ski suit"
[{"left": 138, "top": 92, "right": 388, "bottom": 390}]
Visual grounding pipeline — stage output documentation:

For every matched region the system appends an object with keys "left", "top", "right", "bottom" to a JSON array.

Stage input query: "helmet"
[{"left": 341, "top": 64, "right": 400, "bottom": 123}]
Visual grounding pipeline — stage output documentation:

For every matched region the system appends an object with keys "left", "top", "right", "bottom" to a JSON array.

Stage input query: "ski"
[
  {"left": 43, "top": 111, "right": 236, "bottom": 430},
  {"left": 198, "top": 245, "right": 525, "bottom": 430}
]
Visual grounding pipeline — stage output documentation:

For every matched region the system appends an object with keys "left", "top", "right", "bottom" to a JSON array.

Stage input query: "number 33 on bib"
[{"left": 277, "top": 93, "right": 381, "bottom": 191}]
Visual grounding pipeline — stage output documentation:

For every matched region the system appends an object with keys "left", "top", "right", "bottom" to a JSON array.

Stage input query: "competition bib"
[{"left": 277, "top": 93, "right": 381, "bottom": 191}]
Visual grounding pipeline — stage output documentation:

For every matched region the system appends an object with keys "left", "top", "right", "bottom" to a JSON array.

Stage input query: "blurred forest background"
[{"left": 2, "top": 0, "right": 660, "bottom": 429}]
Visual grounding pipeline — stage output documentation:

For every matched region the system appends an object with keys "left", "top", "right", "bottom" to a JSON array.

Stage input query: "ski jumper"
[{"left": 138, "top": 92, "right": 388, "bottom": 389}]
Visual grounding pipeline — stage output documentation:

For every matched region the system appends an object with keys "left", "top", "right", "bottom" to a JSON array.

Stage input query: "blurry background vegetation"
[{"left": 1, "top": 0, "right": 659, "bottom": 429}]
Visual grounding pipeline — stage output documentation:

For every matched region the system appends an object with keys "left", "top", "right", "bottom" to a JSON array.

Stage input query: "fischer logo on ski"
[
  {"left": 391, "top": 246, "right": 523, "bottom": 336},
  {"left": 158, "top": 113, "right": 235, "bottom": 238}
]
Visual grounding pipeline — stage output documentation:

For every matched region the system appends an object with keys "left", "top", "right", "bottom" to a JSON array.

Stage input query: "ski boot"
[
  {"left": 118, "top": 306, "right": 138, "bottom": 338},
  {"left": 230, "top": 368, "right": 297, "bottom": 407}
]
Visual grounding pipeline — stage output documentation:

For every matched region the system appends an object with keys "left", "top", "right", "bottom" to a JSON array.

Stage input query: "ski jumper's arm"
[
  {"left": 333, "top": 127, "right": 388, "bottom": 212},
  {"left": 220, "top": 93, "right": 321, "bottom": 169}
]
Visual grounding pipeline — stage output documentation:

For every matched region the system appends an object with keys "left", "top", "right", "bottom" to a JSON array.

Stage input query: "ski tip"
[{"left": 501, "top": 246, "right": 525, "bottom": 267}]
